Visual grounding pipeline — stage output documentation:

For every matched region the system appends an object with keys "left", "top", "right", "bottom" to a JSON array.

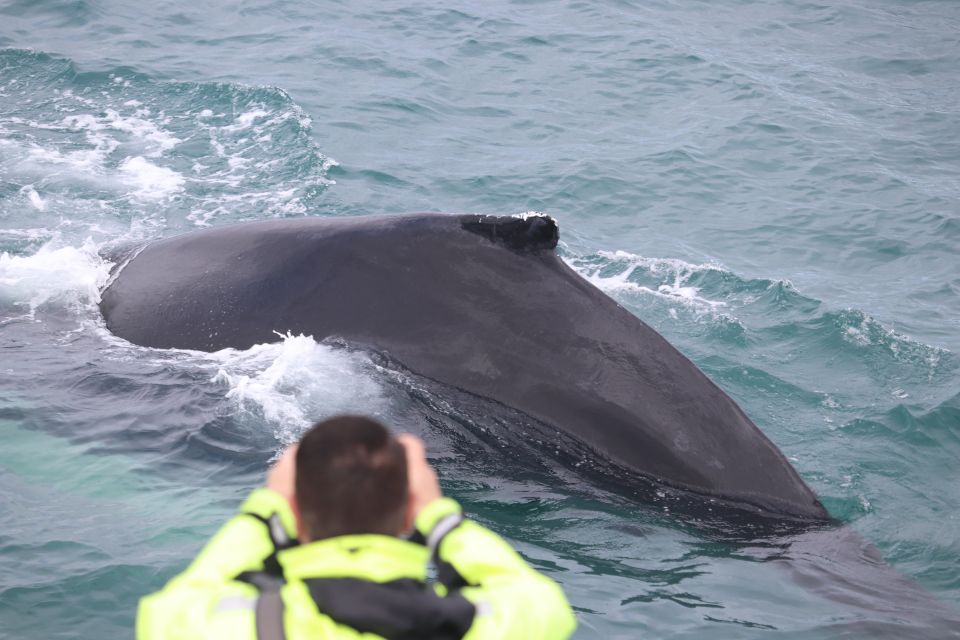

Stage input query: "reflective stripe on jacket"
[{"left": 137, "top": 489, "right": 576, "bottom": 640}]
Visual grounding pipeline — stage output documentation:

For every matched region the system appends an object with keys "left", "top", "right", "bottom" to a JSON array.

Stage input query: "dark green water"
[{"left": 1, "top": 1, "right": 958, "bottom": 638}]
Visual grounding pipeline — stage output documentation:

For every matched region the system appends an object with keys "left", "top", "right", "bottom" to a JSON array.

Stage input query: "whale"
[{"left": 99, "top": 213, "right": 829, "bottom": 522}]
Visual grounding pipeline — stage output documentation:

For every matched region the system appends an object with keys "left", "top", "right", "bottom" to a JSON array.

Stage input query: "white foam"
[
  {"left": 568, "top": 250, "right": 728, "bottom": 313},
  {"left": 221, "top": 109, "right": 271, "bottom": 133},
  {"left": 19, "top": 185, "right": 46, "bottom": 211},
  {"left": 513, "top": 210, "right": 552, "bottom": 222},
  {"left": 208, "top": 333, "right": 390, "bottom": 443},
  {"left": 0, "top": 228, "right": 52, "bottom": 240},
  {"left": 62, "top": 109, "right": 180, "bottom": 157},
  {"left": 118, "top": 156, "right": 185, "bottom": 200},
  {"left": 0, "top": 239, "right": 112, "bottom": 313},
  {"left": 25, "top": 139, "right": 115, "bottom": 172},
  {"left": 60, "top": 89, "right": 97, "bottom": 107},
  {"left": 837, "top": 309, "right": 948, "bottom": 378},
  {"left": 3, "top": 82, "right": 334, "bottom": 232},
  {"left": 185, "top": 186, "right": 311, "bottom": 227},
  {"left": 843, "top": 323, "right": 870, "bottom": 347},
  {"left": 8, "top": 113, "right": 171, "bottom": 200}
]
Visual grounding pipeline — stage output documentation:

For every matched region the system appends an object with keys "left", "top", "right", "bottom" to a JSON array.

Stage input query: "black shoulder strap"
[{"left": 242, "top": 512, "right": 300, "bottom": 579}]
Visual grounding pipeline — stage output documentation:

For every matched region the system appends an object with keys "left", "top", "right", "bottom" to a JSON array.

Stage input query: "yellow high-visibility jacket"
[{"left": 137, "top": 488, "right": 576, "bottom": 640}]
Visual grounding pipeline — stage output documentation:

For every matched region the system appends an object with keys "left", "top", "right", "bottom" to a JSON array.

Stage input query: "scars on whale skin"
[{"left": 99, "top": 213, "right": 829, "bottom": 522}]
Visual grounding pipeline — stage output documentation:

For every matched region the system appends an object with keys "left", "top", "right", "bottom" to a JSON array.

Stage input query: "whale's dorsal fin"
[{"left": 459, "top": 214, "right": 559, "bottom": 254}]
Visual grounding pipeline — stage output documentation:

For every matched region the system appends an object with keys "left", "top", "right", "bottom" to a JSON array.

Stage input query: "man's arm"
[
  {"left": 415, "top": 498, "right": 576, "bottom": 640},
  {"left": 137, "top": 449, "right": 300, "bottom": 640},
  {"left": 399, "top": 435, "right": 576, "bottom": 640}
]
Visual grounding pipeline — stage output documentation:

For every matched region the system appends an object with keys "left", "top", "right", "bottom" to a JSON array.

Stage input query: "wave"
[
  {"left": 568, "top": 249, "right": 744, "bottom": 316},
  {"left": 0, "top": 48, "right": 335, "bottom": 251},
  {"left": 566, "top": 248, "right": 951, "bottom": 390},
  {"left": 0, "top": 239, "right": 110, "bottom": 321}
]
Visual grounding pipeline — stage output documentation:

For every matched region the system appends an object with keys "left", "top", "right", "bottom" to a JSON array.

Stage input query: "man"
[{"left": 138, "top": 415, "right": 577, "bottom": 639}]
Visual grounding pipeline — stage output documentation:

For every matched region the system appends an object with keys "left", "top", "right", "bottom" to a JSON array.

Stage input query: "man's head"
[{"left": 294, "top": 415, "right": 409, "bottom": 541}]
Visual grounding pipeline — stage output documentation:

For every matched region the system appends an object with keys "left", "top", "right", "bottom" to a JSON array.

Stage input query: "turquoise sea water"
[{"left": 1, "top": 0, "right": 959, "bottom": 638}]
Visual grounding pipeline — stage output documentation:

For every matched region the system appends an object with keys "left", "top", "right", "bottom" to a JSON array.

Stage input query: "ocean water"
[{"left": 1, "top": 0, "right": 959, "bottom": 638}]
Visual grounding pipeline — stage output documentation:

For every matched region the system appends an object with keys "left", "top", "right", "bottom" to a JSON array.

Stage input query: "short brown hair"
[{"left": 295, "top": 415, "right": 408, "bottom": 540}]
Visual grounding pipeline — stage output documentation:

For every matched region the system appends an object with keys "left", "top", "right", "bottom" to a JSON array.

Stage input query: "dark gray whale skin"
[{"left": 99, "top": 213, "right": 828, "bottom": 521}]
